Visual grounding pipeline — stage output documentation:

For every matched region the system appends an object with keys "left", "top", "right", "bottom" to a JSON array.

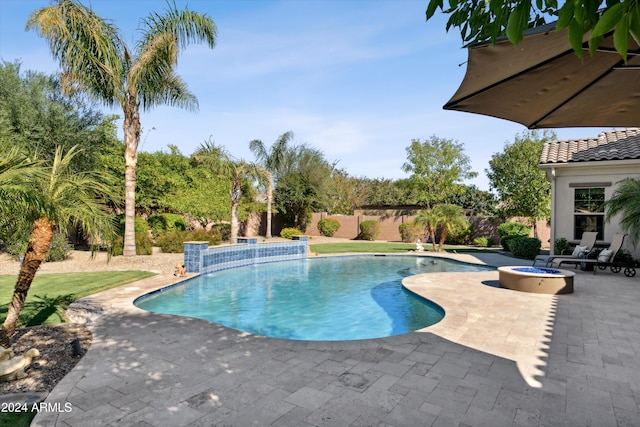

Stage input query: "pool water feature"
[{"left": 135, "top": 255, "right": 493, "bottom": 341}]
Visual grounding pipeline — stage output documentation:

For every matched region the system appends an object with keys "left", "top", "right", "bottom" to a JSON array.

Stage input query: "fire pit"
[{"left": 498, "top": 266, "right": 575, "bottom": 294}]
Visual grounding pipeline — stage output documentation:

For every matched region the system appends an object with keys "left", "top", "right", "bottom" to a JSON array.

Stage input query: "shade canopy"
[{"left": 444, "top": 23, "right": 640, "bottom": 128}]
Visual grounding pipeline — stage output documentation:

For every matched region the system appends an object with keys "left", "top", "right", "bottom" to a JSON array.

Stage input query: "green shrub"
[
  {"left": 280, "top": 227, "right": 303, "bottom": 239},
  {"left": 45, "top": 232, "right": 73, "bottom": 262},
  {"left": 446, "top": 222, "right": 474, "bottom": 245},
  {"left": 156, "top": 231, "right": 187, "bottom": 253},
  {"left": 110, "top": 232, "right": 153, "bottom": 256},
  {"left": 498, "top": 222, "right": 530, "bottom": 250},
  {"left": 399, "top": 222, "right": 423, "bottom": 243},
  {"left": 148, "top": 213, "right": 187, "bottom": 237},
  {"left": 317, "top": 218, "right": 341, "bottom": 237},
  {"left": 211, "top": 223, "right": 231, "bottom": 242},
  {"left": 115, "top": 215, "right": 149, "bottom": 236},
  {"left": 155, "top": 228, "right": 221, "bottom": 253},
  {"left": 554, "top": 237, "right": 570, "bottom": 255},
  {"left": 510, "top": 237, "right": 541, "bottom": 259},
  {"left": 359, "top": 220, "right": 381, "bottom": 241},
  {"left": 473, "top": 236, "right": 492, "bottom": 247},
  {"left": 186, "top": 228, "right": 222, "bottom": 246}
]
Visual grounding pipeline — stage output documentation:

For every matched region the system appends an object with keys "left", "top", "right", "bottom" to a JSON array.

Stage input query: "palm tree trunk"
[
  {"left": 123, "top": 101, "right": 140, "bottom": 257},
  {"left": 1, "top": 217, "right": 55, "bottom": 344},
  {"left": 266, "top": 173, "right": 272, "bottom": 238},
  {"left": 439, "top": 226, "right": 449, "bottom": 252},
  {"left": 230, "top": 201, "right": 239, "bottom": 244}
]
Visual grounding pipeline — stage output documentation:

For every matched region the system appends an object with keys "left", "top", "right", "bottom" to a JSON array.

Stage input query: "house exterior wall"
[{"left": 542, "top": 161, "right": 640, "bottom": 258}]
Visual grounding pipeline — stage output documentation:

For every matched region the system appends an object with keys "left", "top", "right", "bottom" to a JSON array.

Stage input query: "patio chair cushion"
[
  {"left": 598, "top": 249, "right": 614, "bottom": 263},
  {"left": 572, "top": 245, "right": 588, "bottom": 257}
]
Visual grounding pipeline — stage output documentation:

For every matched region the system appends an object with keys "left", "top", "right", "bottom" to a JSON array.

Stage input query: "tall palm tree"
[
  {"left": 27, "top": 0, "right": 217, "bottom": 256},
  {"left": 605, "top": 178, "right": 640, "bottom": 247},
  {"left": 249, "top": 131, "right": 293, "bottom": 238},
  {"left": 194, "top": 140, "right": 266, "bottom": 244},
  {"left": 1, "top": 146, "right": 116, "bottom": 343},
  {"left": 433, "top": 204, "right": 469, "bottom": 252}
]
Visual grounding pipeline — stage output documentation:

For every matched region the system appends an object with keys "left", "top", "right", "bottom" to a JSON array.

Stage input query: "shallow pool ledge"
[{"left": 184, "top": 237, "right": 309, "bottom": 274}]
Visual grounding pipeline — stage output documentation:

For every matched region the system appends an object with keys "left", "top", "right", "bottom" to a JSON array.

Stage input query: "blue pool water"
[{"left": 135, "top": 255, "right": 493, "bottom": 341}]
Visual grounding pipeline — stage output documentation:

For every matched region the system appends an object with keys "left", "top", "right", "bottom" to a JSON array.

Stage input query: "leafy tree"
[
  {"left": 274, "top": 144, "right": 334, "bottom": 231},
  {"left": 486, "top": 130, "right": 554, "bottom": 237},
  {"left": 444, "top": 184, "right": 498, "bottom": 217},
  {"left": 28, "top": 0, "right": 217, "bottom": 256},
  {"left": 250, "top": 131, "right": 293, "bottom": 238},
  {"left": 0, "top": 61, "right": 119, "bottom": 174},
  {"left": 605, "top": 178, "right": 640, "bottom": 247},
  {"left": 0, "top": 146, "right": 115, "bottom": 343},
  {"left": 194, "top": 140, "right": 266, "bottom": 243},
  {"left": 426, "top": 0, "right": 639, "bottom": 61},
  {"left": 402, "top": 136, "right": 477, "bottom": 208}
]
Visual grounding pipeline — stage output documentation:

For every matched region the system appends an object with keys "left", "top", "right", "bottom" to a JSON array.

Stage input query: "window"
[{"left": 574, "top": 188, "right": 604, "bottom": 240}]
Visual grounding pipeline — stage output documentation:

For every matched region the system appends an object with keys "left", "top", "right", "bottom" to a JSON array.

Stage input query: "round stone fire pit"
[{"left": 498, "top": 266, "right": 575, "bottom": 294}]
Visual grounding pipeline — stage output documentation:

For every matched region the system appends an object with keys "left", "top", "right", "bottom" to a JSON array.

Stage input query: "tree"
[
  {"left": 249, "top": 131, "right": 293, "bottom": 238},
  {"left": 402, "top": 136, "right": 477, "bottom": 208},
  {"left": 0, "top": 146, "right": 115, "bottom": 343},
  {"left": 486, "top": 130, "right": 554, "bottom": 237},
  {"left": 605, "top": 178, "right": 640, "bottom": 247},
  {"left": 445, "top": 184, "right": 497, "bottom": 217},
  {"left": 194, "top": 140, "right": 266, "bottom": 243},
  {"left": 433, "top": 203, "right": 469, "bottom": 252},
  {"left": 426, "top": 0, "right": 639, "bottom": 61},
  {"left": 415, "top": 208, "right": 440, "bottom": 251},
  {"left": 274, "top": 144, "right": 335, "bottom": 231},
  {"left": 28, "top": 0, "right": 217, "bottom": 256}
]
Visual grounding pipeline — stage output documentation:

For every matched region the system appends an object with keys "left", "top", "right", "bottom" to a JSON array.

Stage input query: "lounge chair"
[
  {"left": 532, "top": 231, "right": 598, "bottom": 267},
  {"left": 557, "top": 234, "right": 635, "bottom": 276}
]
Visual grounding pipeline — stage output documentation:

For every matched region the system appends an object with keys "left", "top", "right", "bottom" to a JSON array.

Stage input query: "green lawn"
[
  {"left": 0, "top": 271, "right": 156, "bottom": 328},
  {"left": 310, "top": 241, "right": 499, "bottom": 254}
]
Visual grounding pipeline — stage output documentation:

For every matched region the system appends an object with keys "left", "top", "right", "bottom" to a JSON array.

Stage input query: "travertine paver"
[{"left": 31, "top": 252, "right": 640, "bottom": 426}]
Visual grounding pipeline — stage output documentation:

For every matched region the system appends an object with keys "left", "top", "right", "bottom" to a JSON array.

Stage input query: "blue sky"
[{"left": 0, "top": 0, "right": 608, "bottom": 191}]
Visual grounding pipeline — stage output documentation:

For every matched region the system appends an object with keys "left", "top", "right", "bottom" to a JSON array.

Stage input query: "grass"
[
  {"left": 0, "top": 271, "right": 156, "bottom": 328},
  {"left": 310, "top": 241, "right": 500, "bottom": 254}
]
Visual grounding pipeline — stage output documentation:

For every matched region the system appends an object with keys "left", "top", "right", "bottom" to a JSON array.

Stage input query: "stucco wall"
[{"left": 545, "top": 161, "right": 640, "bottom": 258}]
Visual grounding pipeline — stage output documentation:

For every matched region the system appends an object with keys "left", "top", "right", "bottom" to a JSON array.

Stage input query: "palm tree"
[
  {"left": 249, "top": 131, "right": 293, "bottom": 238},
  {"left": 194, "top": 140, "right": 266, "bottom": 244},
  {"left": 0, "top": 146, "right": 116, "bottom": 343},
  {"left": 27, "top": 0, "right": 217, "bottom": 256},
  {"left": 433, "top": 204, "right": 469, "bottom": 252},
  {"left": 605, "top": 178, "right": 640, "bottom": 247},
  {"left": 415, "top": 208, "right": 440, "bottom": 251}
]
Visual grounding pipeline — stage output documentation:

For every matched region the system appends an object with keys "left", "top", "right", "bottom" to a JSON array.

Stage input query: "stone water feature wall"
[{"left": 184, "top": 236, "right": 309, "bottom": 274}]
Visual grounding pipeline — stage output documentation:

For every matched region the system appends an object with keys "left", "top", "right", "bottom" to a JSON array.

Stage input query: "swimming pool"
[{"left": 135, "top": 255, "right": 493, "bottom": 341}]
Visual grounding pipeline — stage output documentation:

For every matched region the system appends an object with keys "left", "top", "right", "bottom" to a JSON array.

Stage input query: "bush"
[
  {"left": 280, "top": 227, "right": 303, "bottom": 239},
  {"left": 156, "top": 231, "right": 187, "bottom": 253},
  {"left": 510, "top": 237, "right": 541, "bottom": 259},
  {"left": 186, "top": 228, "right": 222, "bottom": 246},
  {"left": 148, "top": 213, "right": 187, "bottom": 237},
  {"left": 446, "top": 222, "right": 474, "bottom": 245},
  {"left": 211, "top": 223, "right": 231, "bottom": 242},
  {"left": 45, "top": 232, "right": 73, "bottom": 262},
  {"left": 554, "top": 237, "right": 570, "bottom": 255},
  {"left": 115, "top": 215, "right": 149, "bottom": 236},
  {"left": 399, "top": 222, "right": 423, "bottom": 243},
  {"left": 473, "top": 236, "right": 494, "bottom": 247},
  {"left": 317, "top": 218, "right": 341, "bottom": 237},
  {"left": 498, "top": 222, "right": 530, "bottom": 250},
  {"left": 155, "top": 228, "right": 222, "bottom": 253},
  {"left": 110, "top": 232, "right": 153, "bottom": 256},
  {"left": 359, "top": 220, "right": 381, "bottom": 241}
]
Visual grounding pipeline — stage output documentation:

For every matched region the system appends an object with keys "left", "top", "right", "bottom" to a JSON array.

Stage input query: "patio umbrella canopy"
[{"left": 445, "top": 22, "right": 640, "bottom": 128}]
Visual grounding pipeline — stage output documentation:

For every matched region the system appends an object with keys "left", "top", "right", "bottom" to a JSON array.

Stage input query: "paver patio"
[{"left": 31, "top": 252, "right": 640, "bottom": 426}]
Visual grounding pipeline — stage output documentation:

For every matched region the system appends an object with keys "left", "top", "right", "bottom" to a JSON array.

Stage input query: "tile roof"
[{"left": 540, "top": 128, "right": 640, "bottom": 165}]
